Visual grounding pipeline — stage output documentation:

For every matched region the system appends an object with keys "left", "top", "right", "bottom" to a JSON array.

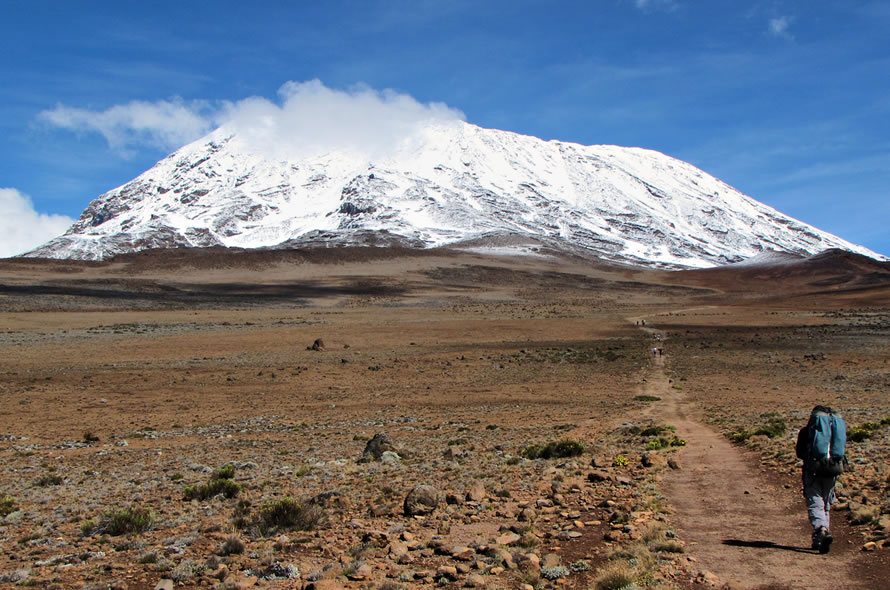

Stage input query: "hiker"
[{"left": 796, "top": 405, "right": 846, "bottom": 553}]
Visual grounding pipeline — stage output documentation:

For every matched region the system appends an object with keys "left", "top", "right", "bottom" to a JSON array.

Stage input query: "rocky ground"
[{"left": 0, "top": 247, "right": 888, "bottom": 589}]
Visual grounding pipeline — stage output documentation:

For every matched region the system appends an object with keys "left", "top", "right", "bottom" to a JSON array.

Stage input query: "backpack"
[{"left": 801, "top": 406, "right": 846, "bottom": 476}]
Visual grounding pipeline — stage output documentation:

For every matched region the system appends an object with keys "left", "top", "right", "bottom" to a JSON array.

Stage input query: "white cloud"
[
  {"left": 768, "top": 16, "right": 793, "bottom": 38},
  {"left": 0, "top": 188, "right": 74, "bottom": 258},
  {"left": 38, "top": 80, "right": 466, "bottom": 160},
  {"left": 39, "top": 98, "right": 216, "bottom": 154},
  {"left": 221, "top": 80, "right": 465, "bottom": 160}
]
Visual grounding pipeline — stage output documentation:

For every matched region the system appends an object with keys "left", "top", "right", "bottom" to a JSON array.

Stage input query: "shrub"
[
  {"left": 848, "top": 427, "right": 872, "bottom": 443},
  {"left": 541, "top": 565, "right": 569, "bottom": 580},
  {"left": 85, "top": 505, "right": 153, "bottom": 536},
  {"left": 35, "top": 473, "right": 64, "bottom": 487},
  {"left": 612, "top": 455, "right": 629, "bottom": 467},
  {"left": 138, "top": 551, "right": 158, "bottom": 564},
  {"left": 728, "top": 429, "right": 752, "bottom": 443},
  {"left": 521, "top": 439, "right": 585, "bottom": 459},
  {"left": 82, "top": 431, "right": 100, "bottom": 443},
  {"left": 0, "top": 496, "right": 17, "bottom": 517},
  {"left": 219, "top": 534, "right": 245, "bottom": 555},
  {"left": 645, "top": 440, "right": 664, "bottom": 451},
  {"left": 171, "top": 559, "right": 199, "bottom": 583},
  {"left": 184, "top": 478, "right": 242, "bottom": 501},
  {"left": 183, "top": 465, "right": 242, "bottom": 501},
  {"left": 752, "top": 414, "right": 786, "bottom": 439},
  {"left": 640, "top": 425, "right": 675, "bottom": 437},
  {"left": 880, "top": 416, "right": 890, "bottom": 426},
  {"left": 257, "top": 497, "right": 326, "bottom": 534},
  {"left": 633, "top": 395, "right": 661, "bottom": 402}
]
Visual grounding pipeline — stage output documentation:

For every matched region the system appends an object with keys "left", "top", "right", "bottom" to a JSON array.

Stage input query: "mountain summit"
[{"left": 25, "top": 121, "right": 884, "bottom": 267}]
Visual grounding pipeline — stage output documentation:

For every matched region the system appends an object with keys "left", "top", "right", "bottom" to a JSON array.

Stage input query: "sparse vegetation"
[
  {"left": 257, "top": 497, "right": 326, "bottom": 534},
  {"left": 219, "top": 534, "right": 245, "bottom": 555},
  {"left": 848, "top": 422, "right": 882, "bottom": 443},
  {"left": 849, "top": 505, "right": 879, "bottom": 525},
  {"left": 752, "top": 413, "right": 786, "bottom": 439},
  {"left": 541, "top": 565, "right": 570, "bottom": 580},
  {"left": 634, "top": 395, "right": 661, "bottom": 402},
  {"left": 184, "top": 464, "right": 242, "bottom": 501},
  {"left": 612, "top": 455, "right": 629, "bottom": 467},
  {"left": 35, "top": 473, "right": 64, "bottom": 486},
  {"left": 83, "top": 505, "right": 153, "bottom": 536},
  {"left": 0, "top": 496, "right": 18, "bottom": 517},
  {"left": 593, "top": 559, "right": 638, "bottom": 590},
  {"left": 640, "top": 424, "right": 676, "bottom": 437},
  {"left": 521, "top": 439, "right": 585, "bottom": 459}
]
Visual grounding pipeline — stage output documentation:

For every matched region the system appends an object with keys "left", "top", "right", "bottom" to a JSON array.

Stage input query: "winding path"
[{"left": 641, "top": 329, "right": 863, "bottom": 589}]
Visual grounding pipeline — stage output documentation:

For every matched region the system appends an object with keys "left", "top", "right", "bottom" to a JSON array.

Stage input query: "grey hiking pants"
[{"left": 803, "top": 469, "right": 837, "bottom": 531}]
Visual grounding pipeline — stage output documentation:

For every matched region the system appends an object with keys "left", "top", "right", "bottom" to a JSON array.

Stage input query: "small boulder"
[
  {"left": 380, "top": 451, "right": 401, "bottom": 466},
  {"left": 404, "top": 484, "right": 440, "bottom": 516},
  {"left": 361, "top": 433, "right": 396, "bottom": 462},
  {"left": 466, "top": 481, "right": 486, "bottom": 502},
  {"left": 495, "top": 532, "right": 520, "bottom": 546}
]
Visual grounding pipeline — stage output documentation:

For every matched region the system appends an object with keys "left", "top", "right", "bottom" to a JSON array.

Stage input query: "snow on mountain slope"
[{"left": 24, "top": 121, "right": 886, "bottom": 268}]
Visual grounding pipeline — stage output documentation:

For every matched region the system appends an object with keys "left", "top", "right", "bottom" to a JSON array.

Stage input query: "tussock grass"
[{"left": 592, "top": 560, "right": 637, "bottom": 590}]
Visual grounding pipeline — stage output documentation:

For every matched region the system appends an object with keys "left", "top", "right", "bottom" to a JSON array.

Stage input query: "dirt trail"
[{"left": 642, "top": 333, "right": 863, "bottom": 589}]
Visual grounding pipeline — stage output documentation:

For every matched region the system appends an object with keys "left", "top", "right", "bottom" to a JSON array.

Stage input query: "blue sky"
[{"left": 1, "top": 0, "right": 888, "bottom": 258}]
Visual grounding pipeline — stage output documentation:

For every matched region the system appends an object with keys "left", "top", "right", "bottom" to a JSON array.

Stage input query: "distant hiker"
[
  {"left": 796, "top": 405, "right": 847, "bottom": 553},
  {"left": 652, "top": 347, "right": 658, "bottom": 357}
]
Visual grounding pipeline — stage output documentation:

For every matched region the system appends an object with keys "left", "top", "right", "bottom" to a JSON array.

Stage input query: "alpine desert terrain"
[{"left": 1, "top": 247, "right": 889, "bottom": 590}]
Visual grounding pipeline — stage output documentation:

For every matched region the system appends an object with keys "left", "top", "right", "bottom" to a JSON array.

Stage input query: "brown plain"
[{"left": 1, "top": 247, "right": 889, "bottom": 589}]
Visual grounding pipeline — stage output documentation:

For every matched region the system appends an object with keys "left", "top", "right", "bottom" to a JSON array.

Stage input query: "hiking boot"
[{"left": 816, "top": 526, "right": 833, "bottom": 554}]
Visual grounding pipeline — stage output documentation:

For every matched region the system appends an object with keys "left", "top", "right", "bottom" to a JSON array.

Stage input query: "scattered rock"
[
  {"left": 465, "top": 573, "right": 487, "bottom": 587},
  {"left": 361, "top": 432, "right": 396, "bottom": 462},
  {"left": 495, "top": 532, "right": 520, "bottom": 546},
  {"left": 380, "top": 450, "right": 401, "bottom": 465},
  {"left": 404, "top": 484, "right": 440, "bottom": 516},
  {"left": 451, "top": 546, "right": 475, "bottom": 561},
  {"left": 466, "top": 481, "right": 486, "bottom": 502}
]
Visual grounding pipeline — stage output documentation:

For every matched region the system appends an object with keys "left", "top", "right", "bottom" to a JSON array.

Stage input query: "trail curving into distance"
[{"left": 639, "top": 327, "right": 864, "bottom": 589}]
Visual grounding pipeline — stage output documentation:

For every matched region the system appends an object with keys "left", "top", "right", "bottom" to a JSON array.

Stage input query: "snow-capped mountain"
[{"left": 25, "top": 121, "right": 885, "bottom": 268}]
